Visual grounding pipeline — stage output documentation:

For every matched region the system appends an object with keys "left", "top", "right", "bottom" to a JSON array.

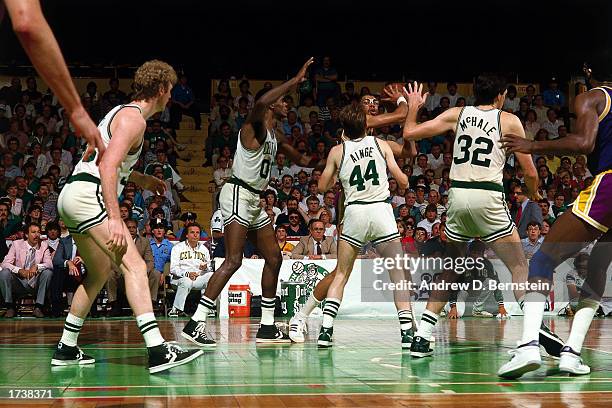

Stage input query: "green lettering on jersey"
[{"left": 349, "top": 159, "right": 380, "bottom": 191}]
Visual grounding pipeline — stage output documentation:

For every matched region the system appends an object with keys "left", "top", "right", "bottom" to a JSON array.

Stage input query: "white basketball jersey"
[
  {"left": 231, "top": 128, "right": 278, "bottom": 191},
  {"left": 338, "top": 136, "right": 389, "bottom": 204},
  {"left": 450, "top": 106, "right": 506, "bottom": 184},
  {"left": 71, "top": 104, "right": 143, "bottom": 196}
]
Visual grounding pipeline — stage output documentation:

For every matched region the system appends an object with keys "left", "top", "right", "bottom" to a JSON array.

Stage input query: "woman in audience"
[{"left": 319, "top": 208, "right": 337, "bottom": 241}]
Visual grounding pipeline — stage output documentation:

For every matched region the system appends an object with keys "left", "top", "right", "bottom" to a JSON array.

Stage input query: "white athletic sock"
[
  {"left": 415, "top": 310, "right": 438, "bottom": 339},
  {"left": 261, "top": 297, "right": 276, "bottom": 326},
  {"left": 192, "top": 295, "right": 215, "bottom": 323},
  {"left": 520, "top": 292, "right": 547, "bottom": 345},
  {"left": 565, "top": 299, "right": 599, "bottom": 353},
  {"left": 136, "top": 313, "right": 165, "bottom": 348},
  {"left": 60, "top": 313, "right": 84, "bottom": 347},
  {"left": 322, "top": 298, "right": 341, "bottom": 328},
  {"left": 398, "top": 309, "right": 413, "bottom": 331},
  {"left": 296, "top": 293, "right": 322, "bottom": 319}
]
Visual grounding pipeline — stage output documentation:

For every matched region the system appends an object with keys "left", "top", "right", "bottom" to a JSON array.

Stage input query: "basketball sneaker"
[
  {"left": 410, "top": 336, "right": 434, "bottom": 358},
  {"left": 401, "top": 328, "right": 414, "bottom": 349},
  {"left": 51, "top": 342, "right": 95, "bottom": 366},
  {"left": 559, "top": 346, "right": 590, "bottom": 375},
  {"left": 289, "top": 315, "right": 307, "bottom": 343},
  {"left": 498, "top": 340, "right": 541, "bottom": 379},
  {"left": 317, "top": 327, "right": 333, "bottom": 348},
  {"left": 148, "top": 342, "right": 203, "bottom": 374},
  {"left": 168, "top": 307, "right": 183, "bottom": 318},
  {"left": 256, "top": 324, "right": 291, "bottom": 343},
  {"left": 539, "top": 323, "right": 564, "bottom": 358},
  {"left": 181, "top": 319, "right": 216, "bottom": 347}
]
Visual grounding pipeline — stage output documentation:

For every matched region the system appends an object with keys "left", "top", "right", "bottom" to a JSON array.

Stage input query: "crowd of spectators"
[{"left": 0, "top": 61, "right": 598, "bottom": 317}]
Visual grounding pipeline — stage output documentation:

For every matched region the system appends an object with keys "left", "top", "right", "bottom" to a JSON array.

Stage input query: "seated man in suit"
[
  {"left": 106, "top": 219, "right": 156, "bottom": 316},
  {"left": 291, "top": 219, "right": 337, "bottom": 260},
  {"left": 512, "top": 183, "right": 543, "bottom": 239},
  {"left": 0, "top": 222, "right": 53, "bottom": 318},
  {"left": 50, "top": 232, "right": 84, "bottom": 317}
]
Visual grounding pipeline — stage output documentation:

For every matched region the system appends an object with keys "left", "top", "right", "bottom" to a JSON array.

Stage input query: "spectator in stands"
[
  {"left": 291, "top": 219, "right": 337, "bottom": 259},
  {"left": 3, "top": 152, "right": 22, "bottom": 180},
  {"left": 106, "top": 218, "right": 156, "bottom": 316},
  {"left": 0, "top": 222, "right": 52, "bottom": 318},
  {"left": 538, "top": 198, "right": 556, "bottom": 225},
  {"left": 299, "top": 195, "right": 323, "bottom": 225},
  {"left": 254, "top": 81, "right": 273, "bottom": 101},
  {"left": 102, "top": 78, "right": 128, "bottom": 112},
  {"left": 319, "top": 208, "right": 337, "bottom": 241},
  {"left": 168, "top": 223, "right": 213, "bottom": 317},
  {"left": 321, "top": 191, "right": 337, "bottom": 223},
  {"left": 276, "top": 225, "right": 294, "bottom": 259},
  {"left": 149, "top": 217, "right": 173, "bottom": 294},
  {"left": 35, "top": 105, "right": 57, "bottom": 136},
  {"left": 170, "top": 74, "right": 201, "bottom": 130},
  {"left": 427, "top": 189, "right": 446, "bottom": 217},
  {"left": 0, "top": 77, "right": 21, "bottom": 107},
  {"left": 521, "top": 221, "right": 544, "bottom": 259},
  {"left": 444, "top": 82, "right": 462, "bottom": 107},
  {"left": 43, "top": 147, "right": 71, "bottom": 178},
  {"left": 502, "top": 85, "right": 520, "bottom": 113},
  {"left": 3, "top": 181, "right": 22, "bottom": 217},
  {"left": 524, "top": 109, "right": 540, "bottom": 140},
  {"left": 512, "top": 184, "right": 543, "bottom": 239},
  {"left": 417, "top": 204, "right": 441, "bottom": 238},
  {"left": 45, "top": 221, "right": 60, "bottom": 253},
  {"left": 49, "top": 230, "right": 81, "bottom": 317},
  {"left": 541, "top": 109, "right": 564, "bottom": 140},
  {"left": 285, "top": 209, "right": 308, "bottom": 237},
  {"left": 276, "top": 197, "right": 298, "bottom": 226},
  {"left": 543, "top": 78, "right": 566, "bottom": 110},
  {"left": 0, "top": 202, "right": 20, "bottom": 260},
  {"left": 24, "top": 204, "right": 42, "bottom": 226},
  {"left": 551, "top": 192, "right": 568, "bottom": 218},
  {"left": 233, "top": 80, "right": 255, "bottom": 111},
  {"left": 414, "top": 184, "right": 429, "bottom": 214},
  {"left": 424, "top": 81, "right": 441, "bottom": 113},
  {"left": 298, "top": 94, "right": 320, "bottom": 123},
  {"left": 541, "top": 219, "right": 551, "bottom": 236},
  {"left": 233, "top": 96, "right": 250, "bottom": 130},
  {"left": 413, "top": 226, "right": 428, "bottom": 255},
  {"left": 213, "top": 156, "right": 231, "bottom": 191},
  {"left": 413, "top": 154, "right": 430, "bottom": 177},
  {"left": 212, "top": 79, "right": 232, "bottom": 105},
  {"left": 176, "top": 212, "right": 208, "bottom": 240},
  {"left": 402, "top": 190, "right": 423, "bottom": 223},
  {"left": 533, "top": 94, "right": 548, "bottom": 123},
  {"left": 314, "top": 56, "right": 339, "bottom": 106}
]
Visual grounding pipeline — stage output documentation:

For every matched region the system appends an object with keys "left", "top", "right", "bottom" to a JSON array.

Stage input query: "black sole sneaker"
[
  {"left": 181, "top": 319, "right": 216, "bottom": 347},
  {"left": 317, "top": 326, "right": 333, "bottom": 348},
  {"left": 256, "top": 324, "right": 291, "bottom": 343},
  {"left": 401, "top": 328, "right": 414, "bottom": 349},
  {"left": 51, "top": 342, "right": 95, "bottom": 366},
  {"left": 148, "top": 342, "right": 203, "bottom": 374},
  {"left": 539, "top": 323, "right": 564, "bottom": 358},
  {"left": 410, "top": 336, "right": 433, "bottom": 358}
]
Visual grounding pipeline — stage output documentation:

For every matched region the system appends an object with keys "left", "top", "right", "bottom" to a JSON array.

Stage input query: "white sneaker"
[
  {"left": 498, "top": 341, "right": 542, "bottom": 379},
  {"left": 289, "top": 314, "right": 307, "bottom": 343},
  {"left": 559, "top": 347, "right": 590, "bottom": 375},
  {"left": 472, "top": 310, "right": 494, "bottom": 318}
]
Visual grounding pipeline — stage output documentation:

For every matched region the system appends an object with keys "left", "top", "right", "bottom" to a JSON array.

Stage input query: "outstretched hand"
[
  {"left": 294, "top": 57, "right": 314, "bottom": 83},
  {"left": 382, "top": 83, "right": 404, "bottom": 104},
  {"left": 500, "top": 134, "right": 534, "bottom": 154},
  {"left": 402, "top": 81, "right": 428, "bottom": 110},
  {"left": 70, "top": 106, "right": 105, "bottom": 165}
]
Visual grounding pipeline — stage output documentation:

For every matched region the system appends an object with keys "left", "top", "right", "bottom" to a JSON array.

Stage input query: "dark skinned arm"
[{"left": 502, "top": 91, "right": 601, "bottom": 155}]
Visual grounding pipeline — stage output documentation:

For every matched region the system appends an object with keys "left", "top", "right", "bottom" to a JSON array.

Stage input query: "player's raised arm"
[
  {"left": 366, "top": 84, "right": 408, "bottom": 128},
  {"left": 502, "top": 91, "right": 600, "bottom": 156},
  {"left": 318, "top": 144, "right": 341, "bottom": 193},
  {"left": 4, "top": 0, "right": 105, "bottom": 163},
  {"left": 402, "top": 82, "right": 458, "bottom": 141},
  {"left": 243, "top": 58, "right": 314, "bottom": 146},
  {"left": 378, "top": 139, "right": 409, "bottom": 189}
]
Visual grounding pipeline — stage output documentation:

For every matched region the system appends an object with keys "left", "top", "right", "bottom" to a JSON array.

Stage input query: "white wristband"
[{"left": 396, "top": 96, "right": 407, "bottom": 106}]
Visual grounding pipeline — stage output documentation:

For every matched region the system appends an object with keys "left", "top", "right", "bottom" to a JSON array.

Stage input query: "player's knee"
[
  {"left": 268, "top": 252, "right": 282, "bottom": 272},
  {"left": 124, "top": 258, "right": 147, "bottom": 276},
  {"left": 223, "top": 257, "right": 242, "bottom": 274},
  {"left": 529, "top": 250, "right": 556, "bottom": 280}
]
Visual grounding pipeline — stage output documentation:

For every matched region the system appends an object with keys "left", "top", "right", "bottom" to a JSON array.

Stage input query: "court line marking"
[
  {"left": 436, "top": 370, "right": 491, "bottom": 376},
  {"left": 584, "top": 347, "right": 612, "bottom": 355},
  {"left": 5, "top": 390, "right": 612, "bottom": 400},
  {"left": 2, "top": 378, "right": 611, "bottom": 390}
]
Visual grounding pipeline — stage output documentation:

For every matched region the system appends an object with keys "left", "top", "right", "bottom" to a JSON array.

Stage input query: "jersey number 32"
[{"left": 453, "top": 135, "right": 493, "bottom": 167}]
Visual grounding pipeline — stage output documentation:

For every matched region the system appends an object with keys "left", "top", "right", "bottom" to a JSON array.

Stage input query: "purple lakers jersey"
[{"left": 589, "top": 86, "right": 612, "bottom": 174}]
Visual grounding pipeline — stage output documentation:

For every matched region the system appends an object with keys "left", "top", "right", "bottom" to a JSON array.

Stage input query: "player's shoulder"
[{"left": 114, "top": 107, "right": 146, "bottom": 131}]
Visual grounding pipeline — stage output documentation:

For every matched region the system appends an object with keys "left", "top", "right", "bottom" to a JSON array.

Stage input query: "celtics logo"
[{"left": 288, "top": 262, "right": 330, "bottom": 295}]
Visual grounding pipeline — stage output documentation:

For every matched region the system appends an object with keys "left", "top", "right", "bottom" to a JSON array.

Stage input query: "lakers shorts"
[
  {"left": 445, "top": 181, "right": 514, "bottom": 242},
  {"left": 57, "top": 174, "right": 107, "bottom": 234},
  {"left": 572, "top": 169, "right": 612, "bottom": 233},
  {"left": 218, "top": 181, "right": 270, "bottom": 230},
  {"left": 340, "top": 201, "right": 400, "bottom": 248}
]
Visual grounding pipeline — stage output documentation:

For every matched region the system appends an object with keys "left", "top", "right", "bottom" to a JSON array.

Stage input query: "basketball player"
[
  {"left": 181, "top": 58, "right": 320, "bottom": 345},
  {"left": 289, "top": 85, "right": 418, "bottom": 347},
  {"left": 51, "top": 60, "right": 203, "bottom": 374},
  {"left": 314, "top": 104, "right": 410, "bottom": 347},
  {"left": 1, "top": 0, "right": 105, "bottom": 162},
  {"left": 498, "top": 73, "right": 612, "bottom": 378},
  {"left": 401, "top": 77, "right": 564, "bottom": 359}
]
